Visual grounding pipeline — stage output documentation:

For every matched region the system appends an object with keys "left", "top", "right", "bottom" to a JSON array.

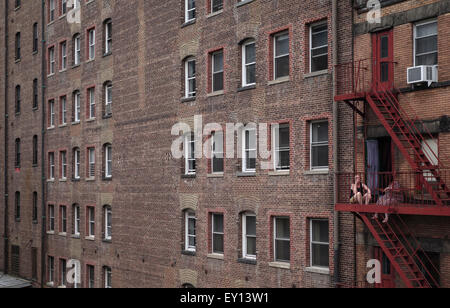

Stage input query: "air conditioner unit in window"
[{"left": 407, "top": 65, "right": 438, "bottom": 86}]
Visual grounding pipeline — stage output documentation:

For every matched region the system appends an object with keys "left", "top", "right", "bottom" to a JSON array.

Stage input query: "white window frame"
[
  {"left": 88, "top": 87, "right": 95, "bottom": 119},
  {"left": 184, "top": 58, "right": 196, "bottom": 98},
  {"left": 310, "top": 120, "right": 329, "bottom": 171},
  {"left": 242, "top": 128, "right": 256, "bottom": 173},
  {"left": 211, "top": 213, "right": 224, "bottom": 255},
  {"left": 74, "top": 148, "right": 80, "bottom": 179},
  {"left": 104, "top": 206, "right": 112, "bottom": 240},
  {"left": 105, "top": 21, "right": 112, "bottom": 54},
  {"left": 74, "top": 91, "right": 81, "bottom": 122},
  {"left": 309, "top": 21, "right": 329, "bottom": 73},
  {"left": 87, "top": 265, "right": 95, "bottom": 288},
  {"left": 88, "top": 148, "right": 95, "bottom": 178},
  {"left": 49, "top": 205, "right": 55, "bottom": 231},
  {"left": 184, "top": 133, "right": 196, "bottom": 175},
  {"left": 49, "top": 0, "right": 55, "bottom": 22},
  {"left": 211, "top": 50, "right": 224, "bottom": 93},
  {"left": 242, "top": 40, "right": 256, "bottom": 87},
  {"left": 242, "top": 213, "right": 256, "bottom": 260},
  {"left": 60, "top": 259, "right": 67, "bottom": 287},
  {"left": 310, "top": 219, "right": 329, "bottom": 268},
  {"left": 272, "top": 123, "right": 290, "bottom": 171},
  {"left": 61, "top": 206, "right": 67, "bottom": 233},
  {"left": 184, "top": 211, "right": 196, "bottom": 252},
  {"left": 74, "top": 35, "right": 81, "bottom": 66},
  {"left": 210, "top": 0, "right": 223, "bottom": 13},
  {"left": 273, "top": 32, "right": 289, "bottom": 80},
  {"left": 211, "top": 131, "right": 224, "bottom": 174},
  {"left": 104, "top": 267, "right": 112, "bottom": 289},
  {"left": 414, "top": 19, "right": 438, "bottom": 67},
  {"left": 61, "top": 151, "right": 67, "bottom": 180},
  {"left": 73, "top": 204, "right": 80, "bottom": 236},
  {"left": 88, "top": 28, "right": 95, "bottom": 60},
  {"left": 88, "top": 207, "right": 95, "bottom": 238},
  {"left": 61, "top": 41, "right": 67, "bottom": 71},
  {"left": 49, "top": 100, "right": 55, "bottom": 127},
  {"left": 421, "top": 138, "right": 438, "bottom": 182},
  {"left": 49, "top": 47, "right": 55, "bottom": 75},
  {"left": 105, "top": 145, "right": 112, "bottom": 178},
  {"left": 185, "top": 0, "right": 196, "bottom": 23},
  {"left": 61, "top": 96, "right": 67, "bottom": 125},
  {"left": 48, "top": 256, "right": 55, "bottom": 284},
  {"left": 105, "top": 83, "right": 112, "bottom": 115},
  {"left": 273, "top": 217, "right": 290, "bottom": 263},
  {"left": 49, "top": 152, "right": 55, "bottom": 180}
]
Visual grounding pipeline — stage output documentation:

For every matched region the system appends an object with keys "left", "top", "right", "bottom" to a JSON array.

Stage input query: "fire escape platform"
[
  {"left": 334, "top": 92, "right": 367, "bottom": 102},
  {"left": 335, "top": 203, "right": 450, "bottom": 217}
]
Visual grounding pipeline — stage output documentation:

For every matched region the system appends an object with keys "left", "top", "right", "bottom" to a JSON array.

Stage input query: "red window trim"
[
  {"left": 207, "top": 208, "right": 226, "bottom": 254},
  {"left": 85, "top": 26, "right": 96, "bottom": 61},
  {"left": 58, "top": 39, "right": 68, "bottom": 71},
  {"left": 304, "top": 16, "right": 331, "bottom": 74},
  {"left": 85, "top": 85, "right": 96, "bottom": 119},
  {"left": 85, "top": 205, "right": 96, "bottom": 238},
  {"left": 269, "top": 119, "right": 293, "bottom": 171},
  {"left": 268, "top": 211, "right": 293, "bottom": 263},
  {"left": 86, "top": 145, "right": 96, "bottom": 178},
  {"left": 302, "top": 114, "right": 333, "bottom": 171},
  {"left": 207, "top": 47, "right": 225, "bottom": 93},
  {"left": 47, "top": 45, "right": 56, "bottom": 75},
  {"left": 267, "top": 26, "right": 292, "bottom": 81},
  {"left": 304, "top": 214, "right": 333, "bottom": 271}
]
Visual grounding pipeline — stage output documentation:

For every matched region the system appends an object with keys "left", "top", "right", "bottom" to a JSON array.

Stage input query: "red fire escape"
[{"left": 334, "top": 59, "right": 449, "bottom": 288}]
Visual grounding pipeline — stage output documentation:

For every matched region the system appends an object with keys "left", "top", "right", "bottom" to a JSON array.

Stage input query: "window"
[
  {"left": 87, "top": 265, "right": 95, "bottom": 288},
  {"left": 310, "top": 22, "right": 328, "bottom": 72},
  {"left": 48, "top": 204, "right": 55, "bottom": 232},
  {"left": 87, "top": 206, "right": 95, "bottom": 237},
  {"left": 60, "top": 151, "right": 67, "bottom": 179},
  {"left": 60, "top": 0, "right": 67, "bottom": 15},
  {"left": 73, "top": 148, "right": 81, "bottom": 179},
  {"left": 242, "top": 128, "right": 256, "bottom": 173},
  {"left": 184, "top": 133, "right": 196, "bottom": 175},
  {"left": 60, "top": 96, "right": 67, "bottom": 125},
  {"left": 104, "top": 20, "right": 112, "bottom": 55},
  {"left": 33, "top": 23, "right": 38, "bottom": 53},
  {"left": 310, "top": 121, "right": 329, "bottom": 170},
  {"left": 33, "top": 135, "right": 38, "bottom": 166},
  {"left": 15, "top": 32, "right": 21, "bottom": 60},
  {"left": 11, "top": 245, "right": 20, "bottom": 276},
  {"left": 104, "top": 206, "right": 112, "bottom": 240},
  {"left": 15, "top": 0, "right": 20, "bottom": 9},
  {"left": 185, "top": 0, "right": 196, "bottom": 22},
  {"left": 184, "top": 58, "right": 196, "bottom": 98},
  {"left": 104, "top": 144, "right": 112, "bottom": 178},
  {"left": 60, "top": 41, "right": 67, "bottom": 70},
  {"left": 273, "top": 32, "right": 289, "bottom": 79},
  {"left": 73, "top": 91, "right": 81, "bottom": 122},
  {"left": 242, "top": 213, "right": 256, "bottom": 259},
  {"left": 210, "top": 0, "right": 223, "bottom": 13},
  {"left": 60, "top": 205, "right": 67, "bottom": 233},
  {"left": 104, "top": 82, "right": 112, "bottom": 115},
  {"left": 73, "top": 204, "right": 80, "bottom": 236},
  {"left": 273, "top": 217, "right": 290, "bottom": 262},
  {"left": 15, "top": 192, "right": 20, "bottom": 220},
  {"left": 211, "top": 50, "right": 224, "bottom": 92},
  {"left": 73, "top": 34, "right": 81, "bottom": 66},
  {"left": 88, "top": 87, "right": 95, "bottom": 119},
  {"left": 211, "top": 131, "right": 224, "bottom": 173},
  {"left": 15, "top": 138, "right": 21, "bottom": 168},
  {"left": 33, "top": 79, "right": 38, "bottom": 109},
  {"left": 422, "top": 138, "right": 438, "bottom": 181},
  {"left": 310, "top": 219, "right": 329, "bottom": 268},
  {"left": 15, "top": 85, "right": 21, "bottom": 114},
  {"left": 48, "top": 256, "right": 55, "bottom": 284},
  {"left": 32, "top": 192, "right": 38, "bottom": 222},
  {"left": 242, "top": 40, "right": 256, "bottom": 86},
  {"left": 49, "top": 152, "right": 55, "bottom": 180},
  {"left": 48, "top": 100, "right": 55, "bottom": 127},
  {"left": 104, "top": 267, "right": 112, "bottom": 288},
  {"left": 49, "top": 0, "right": 56, "bottom": 22},
  {"left": 88, "top": 147, "right": 95, "bottom": 178},
  {"left": 60, "top": 259, "right": 67, "bottom": 287},
  {"left": 414, "top": 20, "right": 438, "bottom": 66},
  {"left": 272, "top": 123, "right": 290, "bottom": 171},
  {"left": 211, "top": 213, "right": 224, "bottom": 255},
  {"left": 184, "top": 211, "right": 196, "bottom": 252},
  {"left": 48, "top": 46, "right": 55, "bottom": 75},
  {"left": 88, "top": 28, "right": 96, "bottom": 60}
]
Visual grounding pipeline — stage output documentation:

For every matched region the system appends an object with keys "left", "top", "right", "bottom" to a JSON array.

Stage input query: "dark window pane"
[
  {"left": 312, "top": 145, "right": 328, "bottom": 168},
  {"left": 213, "top": 215, "right": 223, "bottom": 233},
  {"left": 212, "top": 0, "right": 223, "bottom": 12},
  {"left": 276, "top": 218, "right": 290, "bottom": 238},
  {"left": 275, "top": 34, "right": 289, "bottom": 57},
  {"left": 312, "top": 122, "right": 328, "bottom": 143},
  {"left": 245, "top": 43, "right": 256, "bottom": 63},
  {"left": 275, "top": 56, "right": 289, "bottom": 79},
  {"left": 246, "top": 64, "right": 256, "bottom": 84},
  {"left": 275, "top": 240, "right": 290, "bottom": 262},
  {"left": 279, "top": 125, "right": 290, "bottom": 148},
  {"left": 312, "top": 244, "right": 329, "bottom": 267},
  {"left": 380, "top": 36, "right": 389, "bottom": 59},
  {"left": 312, "top": 55, "right": 328, "bottom": 72},
  {"left": 213, "top": 234, "right": 224, "bottom": 253},
  {"left": 246, "top": 216, "right": 256, "bottom": 236},
  {"left": 416, "top": 53, "right": 438, "bottom": 66},
  {"left": 213, "top": 157, "right": 224, "bottom": 172},
  {"left": 246, "top": 237, "right": 256, "bottom": 256},
  {"left": 213, "top": 72, "right": 223, "bottom": 92},
  {"left": 381, "top": 62, "right": 389, "bottom": 82},
  {"left": 312, "top": 220, "right": 329, "bottom": 242}
]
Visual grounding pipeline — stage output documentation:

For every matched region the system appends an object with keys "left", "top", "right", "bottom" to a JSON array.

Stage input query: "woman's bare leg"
[{"left": 382, "top": 213, "right": 389, "bottom": 223}]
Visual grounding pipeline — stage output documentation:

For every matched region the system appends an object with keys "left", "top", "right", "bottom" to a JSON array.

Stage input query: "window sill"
[
  {"left": 32, "top": 220, "right": 38, "bottom": 225},
  {"left": 14, "top": 6, "right": 21, "bottom": 11},
  {"left": 207, "top": 10, "right": 223, "bottom": 19},
  {"left": 59, "top": 68, "right": 67, "bottom": 73},
  {"left": 207, "top": 173, "right": 224, "bottom": 178},
  {"left": 236, "top": 0, "right": 255, "bottom": 8},
  {"left": 32, "top": 164, "right": 38, "bottom": 168},
  {"left": 181, "top": 19, "right": 196, "bottom": 28},
  {"left": 305, "top": 266, "right": 330, "bottom": 275},
  {"left": 237, "top": 172, "right": 256, "bottom": 177},
  {"left": 207, "top": 253, "right": 224, "bottom": 260},
  {"left": 181, "top": 174, "right": 196, "bottom": 179},
  {"left": 46, "top": 282, "right": 54, "bottom": 288},
  {"left": 85, "top": 236, "right": 95, "bottom": 241},
  {"left": 47, "top": 21, "right": 56, "bottom": 27},
  {"left": 58, "top": 124, "right": 68, "bottom": 128},
  {"left": 15, "top": 59, "right": 21, "bottom": 64},
  {"left": 58, "top": 232, "right": 67, "bottom": 237},
  {"left": 103, "top": 52, "right": 112, "bottom": 58},
  {"left": 86, "top": 118, "right": 96, "bottom": 122},
  {"left": 237, "top": 84, "right": 256, "bottom": 92},
  {"left": 47, "top": 126, "right": 55, "bottom": 130},
  {"left": 268, "top": 77, "right": 290, "bottom": 86},
  {"left": 47, "top": 73, "right": 55, "bottom": 78},
  {"left": 102, "top": 176, "right": 113, "bottom": 181},
  {"left": 47, "top": 179, "right": 55, "bottom": 183},
  {"left": 268, "top": 261, "right": 291, "bottom": 270},
  {"left": 15, "top": 112, "right": 21, "bottom": 117},
  {"left": 71, "top": 234, "right": 81, "bottom": 239},
  {"left": 85, "top": 177, "right": 96, "bottom": 182},
  {"left": 72, "top": 64, "right": 81, "bottom": 69},
  {"left": 238, "top": 258, "right": 257, "bottom": 265},
  {"left": 182, "top": 250, "right": 196, "bottom": 256},
  {"left": 59, "top": 178, "right": 67, "bottom": 182},
  {"left": 102, "top": 113, "right": 112, "bottom": 120},
  {"left": 71, "top": 120, "right": 81, "bottom": 125},
  {"left": 71, "top": 177, "right": 81, "bottom": 182},
  {"left": 86, "top": 59, "right": 95, "bottom": 64},
  {"left": 102, "top": 239, "right": 112, "bottom": 244},
  {"left": 32, "top": 107, "right": 39, "bottom": 111},
  {"left": 207, "top": 90, "right": 224, "bottom": 97},
  {"left": 304, "top": 169, "right": 329, "bottom": 175},
  {"left": 59, "top": 14, "right": 67, "bottom": 20},
  {"left": 268, "top": 170, "right": 290, "bottom": 176},
  {"left": 47, "top": 231, "right": 55, "bottom": 235},
  {"left": 303, "top": 69, "right": 330, "bottom": 79},
  {"left": 181, "top": 96, "right": 196, "bottom": 103}
]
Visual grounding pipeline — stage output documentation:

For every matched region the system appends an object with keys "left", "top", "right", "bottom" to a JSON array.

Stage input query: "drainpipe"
[
  {"left": 40, "top": 0, "right": 47, "bottom": 288},
  {"left": 332, "top": 0, "right": 340, "bottom": 286},
  {"left": 3, "top": 0, "right": 10, "bottom": 275}
]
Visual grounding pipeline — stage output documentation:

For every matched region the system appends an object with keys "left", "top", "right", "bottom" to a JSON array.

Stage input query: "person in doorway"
[{"left": 350, "top": 175, "right": 372, "bottom": 205}]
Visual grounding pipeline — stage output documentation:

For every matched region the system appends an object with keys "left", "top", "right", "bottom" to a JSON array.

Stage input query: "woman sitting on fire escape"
[
  {"left": 374, "top": 180, "right": 403, "bottom": 224},
  {"left": 350, "top": 175, "right": 372, "bottom": 205}
]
